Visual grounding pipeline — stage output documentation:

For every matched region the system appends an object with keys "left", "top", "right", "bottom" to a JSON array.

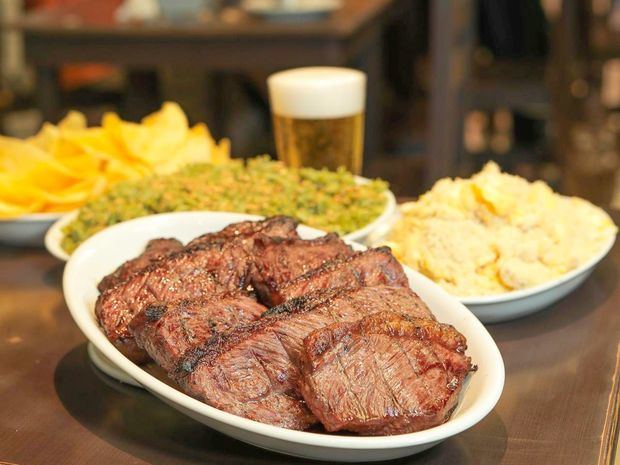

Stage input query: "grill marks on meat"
[
  {"left": 95, "top": 217, "right": 300, "bottom": 362},
  {"left": 97, "top": 238, "right": 184, "bottom": 293},
  {"left": 96, "top": 255, "right": 227, "bottom": 362},
  {"left": 251, "top": 233, "right": 354, "bottom": 305},
  {"left": 175, "top": 285, "right": 434, "bottom": 429},
  {"left": 274, "top": 247, "right": 409, "bottom": 305},
  {"left": 187, "top": 216, "right": 299, "bottom": 248},
  {"left": 93, "top": 217, "right": 474, "bottom": 435},
  {"left": 129, "top": 294, "right": 267, "bottom": 372},
  {"left": 298, "top": 312, "right": 473, "bottom": 435},
  {"left": 179, "top": 319, "right": 317, "bottom": 430}
]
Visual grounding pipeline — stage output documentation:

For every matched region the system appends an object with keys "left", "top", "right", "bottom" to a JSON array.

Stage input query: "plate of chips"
[{"left": 0, "top": 102, "right": 230, "bottom": 246}]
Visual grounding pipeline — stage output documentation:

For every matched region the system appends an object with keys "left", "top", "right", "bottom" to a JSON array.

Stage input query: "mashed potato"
[{"left": 382, "top": 162, "right": 617, "bottom": 296}]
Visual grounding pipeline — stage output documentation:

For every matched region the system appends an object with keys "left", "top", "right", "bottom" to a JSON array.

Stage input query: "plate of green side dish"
[{"left": 45, "top": 157, "right": 396, "bottom": 261}]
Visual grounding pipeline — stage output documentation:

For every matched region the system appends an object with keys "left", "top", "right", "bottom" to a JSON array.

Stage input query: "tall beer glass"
[{"left": 268, "top": 67, "right": 366, "bottom": 174}]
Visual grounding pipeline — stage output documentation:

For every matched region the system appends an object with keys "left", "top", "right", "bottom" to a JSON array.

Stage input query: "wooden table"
[
  {"left": 1, "top": 211, "right": 619, "bottom": 465},
  {"left": 3, "top": 0, "right": 406, "bottom": 160}
]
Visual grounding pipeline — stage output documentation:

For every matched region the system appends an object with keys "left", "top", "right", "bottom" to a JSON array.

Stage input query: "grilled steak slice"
[
  {"left": 129, "top": 294, "right": 266, "bottom": 373},
  {"left": 97, "top": 238, "right": 184, "bottom": 292},
  {"left": 95, "top": 242, "right": 252, "bottom": 362},
  {"left": 298, "top": 311, "right": 473, "bottom": 435},
  {"left": 175, "top": 285, "right": 432, "bottom": 429},
  {"left": 252, "top": 233, "right": 354, "bottom": 305},
  {"left": 95, "top": 217, "right": 299, "bottom": 362},
  {"left": 262, "top": 285, "right": 434, "bottom": 364},
  {"left": 274, "top": 247, "right": 409, "bottom": 305},
  {"left": 187, "top": 216, "right": 299, "bottom": 248}
]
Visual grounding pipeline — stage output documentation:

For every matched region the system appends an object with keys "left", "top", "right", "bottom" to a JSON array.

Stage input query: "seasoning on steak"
[
  {"left": 175, "top": 285, "right": 432, "bottom": 429},
  {"left": 298, "top": 311, "right": 474, "bottom": 435},
  {"left": 251, "top": 233, "right": 354, "bottom": 305},
  {"left": 274, "top": 247, "right": 409, "bottom": 305},
  {"left": 95, "top": 217, "right": 298, "bottom": 362},
  {"left": 96, "top": 260, "right": 226, "bottom": 362},
  {"left": 129, "top": 294, "right": 266, "bottom": 373},
  {"left": 187, "top": 215, "right": 299, "bottom": 248},
  {"left": 97, "top": 238, "right": 184, "bottom": 293}
]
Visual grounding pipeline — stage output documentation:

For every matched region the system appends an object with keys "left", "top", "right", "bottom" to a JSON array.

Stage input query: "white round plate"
[
  {"left": 368, "top": 209, "right": 617, "bottom": 324},
  {"left": 45, "top": 182, "right": 396, "bottom": 261},
  {"left": 0, "top": 212, "right": 65, "bottom": 247},
  {"left": 242, "top": 0, "right": 342, "bottom": 21},
  {"left": 63, "top": 211, "right": 504, "bottom": 462}
]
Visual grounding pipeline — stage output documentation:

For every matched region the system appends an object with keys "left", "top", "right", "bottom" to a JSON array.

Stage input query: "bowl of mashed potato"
[{"left": 376, "top": 162, "right": 617, "bottom": 323}]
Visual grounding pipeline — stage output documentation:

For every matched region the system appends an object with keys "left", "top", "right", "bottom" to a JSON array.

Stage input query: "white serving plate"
[
  {"left": 368, "top": 210, "right": 617, "bottom": 324},
  {"left": 0, "top": 212, "right": 65, "bottom": 247},
  {"left": 242, "top": 0, "right": 342, "bottom": 21},
  {"left": 63, "top": 211, "right": 504, "bottom": 462},
  {"left": 45, "top": 184, "right": 396, "bottom": 261}
]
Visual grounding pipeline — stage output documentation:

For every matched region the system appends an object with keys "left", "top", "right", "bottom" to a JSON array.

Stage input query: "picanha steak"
[
  {"left": 273, "top": 247, "right": 410, "bottom": 305},
  {"left": 92, "top": 216, "right": 475, "bottom": 436},
  {"left": 97, "top": 238, "right": 184, "bottom": 293},
  {"left": 187, "top": 215, "right": 299, "bottom": 248},
  {"left": 129, "top": 294, "right": 267, "bottom": 372},
  {"left": 174, "top": 285, "right": 434, "bottom": 429},
  {"left": 298, "top": 311, "right": 474, "bottom": 435},
  {"left": 95, "top": 217, "right": 299, "bottom": 362},
  {"left": 251, "top": 233, "right": 354, "bottom": 305}
]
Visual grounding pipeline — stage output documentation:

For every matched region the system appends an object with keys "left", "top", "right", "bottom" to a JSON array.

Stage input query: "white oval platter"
[{"left": 63, "top": 211, "right": 504, "bottom": 462}]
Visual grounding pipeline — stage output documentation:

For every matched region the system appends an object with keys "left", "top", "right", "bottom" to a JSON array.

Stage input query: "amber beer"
[{"left": 268, "top": 67, "right": 366, "bottom": 174}]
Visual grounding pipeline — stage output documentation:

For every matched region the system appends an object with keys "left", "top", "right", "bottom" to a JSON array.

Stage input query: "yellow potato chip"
[
  {"left": 0, "top": 102, "right": 230, "bottom": 217},
  {"left": 103, "top": 103, "right": 187, "bottom": 166},
  {"left": 0, "top": 136, "right": 50, "bottom": 173},
  {"left": 58, "top": 110, "right": 87, "bottom": 131}
]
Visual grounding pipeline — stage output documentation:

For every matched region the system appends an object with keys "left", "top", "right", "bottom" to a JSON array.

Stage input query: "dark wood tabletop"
[{"left": 0, "top": 210, "right": 619, "bottom": 465}]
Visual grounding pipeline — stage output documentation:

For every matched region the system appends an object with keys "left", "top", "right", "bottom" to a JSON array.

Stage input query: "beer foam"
[{"left": 268, "top": 67, "right": 366, "bottom": 119}]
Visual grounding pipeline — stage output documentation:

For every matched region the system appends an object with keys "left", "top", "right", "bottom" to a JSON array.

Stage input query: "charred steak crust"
[
  {"left": 97, "top": 238, "right": 184, "bottom": 292},
  {"left": 95, "top": 245, "right": 248, "bottom": 362},
  {"left": 96, "top": 260, "right": 226, "bottom": 362},
  {"left": 95, "top": 217, "right": 299, "bottom": 362},
  {"left": 187, "top": 216, "right": 299, "bottom": 248},
  {"left": 298, "top": 311, "right": 474, "bottom": 435},
  {"left": 174, "top": 285, "right": 435, "bottom": 430},
  {"left": 175, "top": 309, "right": 318, "bottom": 430},
  {"left": 251, "top": 233, "right": 354, "bottom": 305},
  {"left": 274, "top": 247, "right": 410, "bottom": 305},
  {"left": 92, "top": 217, "right": 473, "bottom": 435},
  {"left": 129, "top": 294, "right": 266, "bottom": 373}
]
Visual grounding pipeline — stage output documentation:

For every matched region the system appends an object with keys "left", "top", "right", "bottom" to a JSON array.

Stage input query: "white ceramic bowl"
[
  {"left": 368, "top": 210, "right": 617, "bottom": 324},
  {"left": 45, "top": 184, "right": 396, "bottom": 261},
  {"left": 461, "top": 234, "right": 616, "bottom": 323},
  {"left": 63, "top": 211, "right": 504, "bottom": 462},
  {"left": 0, "top": 212, "right": 65, "bottom": 247}
]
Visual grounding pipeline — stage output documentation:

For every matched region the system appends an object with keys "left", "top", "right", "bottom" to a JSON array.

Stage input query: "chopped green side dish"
[{"left": 61, "top": 156, "right": 388, "bottom": 253}]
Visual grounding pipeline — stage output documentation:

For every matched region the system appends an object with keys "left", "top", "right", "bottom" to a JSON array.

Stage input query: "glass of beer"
[{"left": 268, "top": 67, "right": 366, "bottom": 174}]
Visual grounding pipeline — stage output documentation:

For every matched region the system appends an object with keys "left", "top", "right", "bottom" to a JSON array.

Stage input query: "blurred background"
[{"left": 1, "top": 0, "right": 619, "bottom": 204}]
